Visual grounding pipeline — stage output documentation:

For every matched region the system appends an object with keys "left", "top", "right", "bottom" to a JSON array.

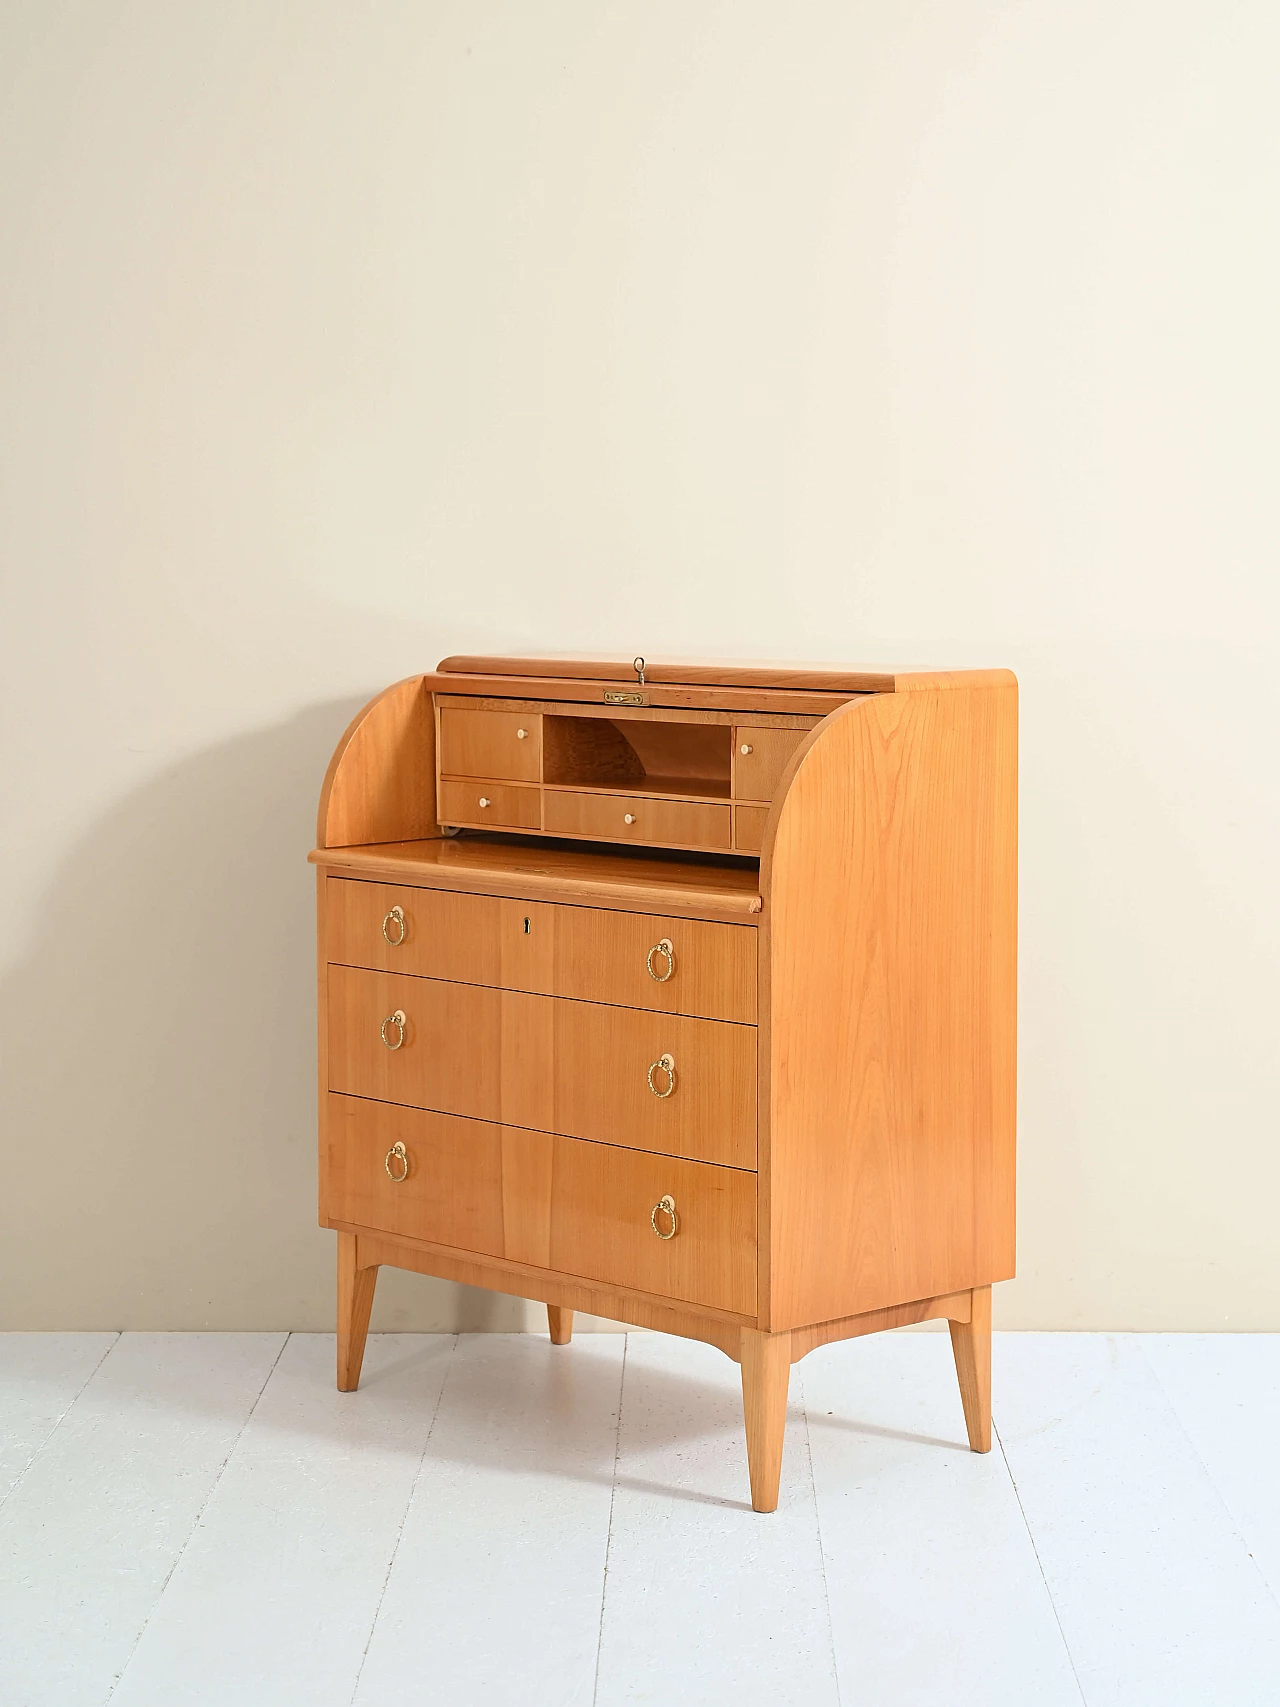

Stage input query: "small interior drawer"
[
  {"left": 439, "top": 708, "right": 542, "bottom": 783},
  {"left": 543, "top": 790, "right": 731, "bottom": 852},
  {"left": 439, "top": 778, "right": 540, "bottom": 831},
  {"left": 733, "top": 728, "right": 808, "bottom": 803},
  {"left": 734, "top": 805, "right": 770, "bottom": 854}
]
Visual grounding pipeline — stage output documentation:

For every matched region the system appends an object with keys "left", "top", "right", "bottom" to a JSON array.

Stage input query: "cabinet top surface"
[
  {"left": 437, "top": 654, "right": 898, "bottom": 694},
  {"left": 310, "top": 834, "right": 764, "bottom": 919}
]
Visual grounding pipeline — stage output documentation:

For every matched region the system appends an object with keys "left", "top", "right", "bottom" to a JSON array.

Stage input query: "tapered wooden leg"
[
  {"left": 740, "top": 1328, "right": 792, "bottom": 1513},
  {"left": 948, "top": 1284, "right": 992, "bottom": 1452},
  {"left": 337, "top": 1231, "right": 379, "bottom": 1392},
  {"left": 547, "top": 1305, "right": 573, "bottom": 1344}
]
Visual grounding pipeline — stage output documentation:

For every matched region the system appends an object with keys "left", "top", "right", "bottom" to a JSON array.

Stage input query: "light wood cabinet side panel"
[
  {"left": 318, "top": 676, "right": 439, "bottom": 848},
  {"left": 763, "top": 682, "right": 1017, "bottom": 1329}
]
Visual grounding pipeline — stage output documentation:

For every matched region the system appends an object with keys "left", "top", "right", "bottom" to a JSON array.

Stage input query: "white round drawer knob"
[
  {"left": 623, "top": 813, "right": 636, "bottom": 825},
  {"left": 516, "top": 728, "right": 528, "bottom": 739},
  {"left": 478, "top": 796, "right": 491, "bottom": 808},
  {"left": 740, "top": 743, "right": 753, "bottom": 755}
]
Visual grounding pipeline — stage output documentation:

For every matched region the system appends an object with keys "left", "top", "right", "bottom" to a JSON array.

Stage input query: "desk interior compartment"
[{"left": 543, "top": 715, "right": 732, "bottom": 802}]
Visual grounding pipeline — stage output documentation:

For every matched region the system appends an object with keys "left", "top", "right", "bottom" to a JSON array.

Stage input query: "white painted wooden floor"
[{"left": 2, "top": 1332, "right": 1278, "bottom": 1705}]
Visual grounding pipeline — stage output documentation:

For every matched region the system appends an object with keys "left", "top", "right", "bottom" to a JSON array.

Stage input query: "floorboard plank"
[
  {"left": 996, "top": 1333, "right": 1280, "bottom": 1707},
  {"left": 801, "top": 1333, "right": 1083, "bottom": 1706},
  {"left": 0, "top": 1333, "right": 118, "bottom": 1502},
  {"left": 1141, "top": 1334, "right": 1280, "bottom": 1605},
  {"left": 0, "top": 1333, "right": 285, "bottom": 1707},
  {"left": 594, "top": 1333, "right": 838, "bottom": 1707},
  {"left": 354, "top": 1333, "right": 624, "bottom": 1707},
  {"left": 110, "top": 1334, "right": 454, "bottom": 1707}
]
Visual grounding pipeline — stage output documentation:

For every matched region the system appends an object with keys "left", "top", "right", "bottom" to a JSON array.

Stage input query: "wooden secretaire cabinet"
[{"left": 311, "top": 656, "right": 1017, "bottom": 1511}]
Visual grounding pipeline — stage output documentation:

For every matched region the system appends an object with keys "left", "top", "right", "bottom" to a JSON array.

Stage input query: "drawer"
[
  {"left": 325, "top": 879, "right": 757, "bottom": 1022},
  {"left": 324, "top": 1094, "right": 506, "bottom": 1258},
  {"left": 324, "top": 1094, "right": 756, "bottom": 1314},
  {"left": 439, "top": 707, "right": 542, "bottom": 782},
  {"left": 734, "top": 805, "right": 769, "bottom": 854},
  {"left": 544, "top": 790, "right": 731, "bottom": 852},
  {"left": 439, "top": 778, "right": 540, "bottom": 831},
  {"left": 327, "top": 965, "right": 756, "bottom": 1168},
  {"left": 733, "top": 727, "right": 808, "bottom": 803}
]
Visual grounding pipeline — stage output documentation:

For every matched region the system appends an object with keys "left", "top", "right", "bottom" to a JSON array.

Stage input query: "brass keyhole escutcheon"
[
  {"left": 651, "top": 1194, "right": 678, "bottom": 1239},
  {"left": 385, "top": 1141, "right": 409, "bottom": 1183}
]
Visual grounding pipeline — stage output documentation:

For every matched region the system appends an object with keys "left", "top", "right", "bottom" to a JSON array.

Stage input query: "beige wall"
[{"left": 2, "top": 2, "right": 1277, "bottom": 1331}]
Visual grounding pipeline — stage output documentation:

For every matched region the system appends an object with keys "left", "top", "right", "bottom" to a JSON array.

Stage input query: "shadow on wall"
[{"left": 0, "top": 699, "right": 526, "bottom": 1332}]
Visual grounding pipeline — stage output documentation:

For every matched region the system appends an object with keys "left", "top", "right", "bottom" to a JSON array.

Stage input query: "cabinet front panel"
[
  {"left": 324, "top": 1094, "right": 756, "bottom": 1314},
  {"left": 324, "top": 1093, "right": 507, "bottom": 1257},
  {"left": 438, "top": 778, "right": 541, "bottom": 831},
  {"left": 327, "top": 965, "right": 756, "bottom": 1168},
  {"left": 544, "top": 790, "right": 731, "bottom": 851},
  {"left": 326, "top": 878, "right": 757, "bottom": 1022},
  {"left": 732, "top": 727, "right": 808, "bottom": 803},
  {"left": 439, "top": 707, "right": 542, "bottom": 782}
]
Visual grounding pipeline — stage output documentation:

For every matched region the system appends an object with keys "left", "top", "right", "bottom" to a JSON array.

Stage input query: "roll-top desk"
[{"left": 311, "top": 656, "right": 1017, "bottom": 1511}]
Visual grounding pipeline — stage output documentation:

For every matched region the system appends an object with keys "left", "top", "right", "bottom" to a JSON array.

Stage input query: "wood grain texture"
[
  {"left": 437, "top": 654, "right": 897, "bottom": 693},
  {"left": 949, "top": 1284, "right": 992, "bottom": 1452},
  {"left": 336, "top": 1230, "right": 378, "bottom": 1392},
  {"left": 324, "top": 878, "right": 756, "bottom": 1022},
  {"left": 438, "top": 695, "right": 819, "bottom": 733},
  {"left": 740, "top": 1329, "right": 791, "bottom": 1513},
  {"left": 324, "top": 1097, "right": 757, "bottom": 1313},
  {"left": 327, "top": 968, "right": 757, "bottom": 1168},
  {"left": 317, "top": 676, "right": 439, "bottom": 848},
  {"left": 761, "top": 676, "right": 1017, "bottom": 1330},
  {"left": 543, "top": 714, "right": 647, "bottom": 788},
  {"left": 351, "top": 1229, "right": 751, "bottom": 1354},
  {"left": 425, "top": 670, "right": 857, "bottom": 717},
  {"left": 311, "top": 837, "right": 763, "bottom": 920},
  {"left": 733, "top": 805, "right": 769, "bottom": 855},
  {"left": 788, "top": 1290, "right": 973, "bottom": 1362},
  {"left": 324, "top": 1095, "right": 507, "bottom": 1256},
  {"left": 544, "top": 789, "right": 731, "bottom": 852},
  {"left": 438, "top": 778, "right": 541, "bottom": 832},
  {"left": 438, "top": 707, "right": 542, "bottom": 782},
  {"left": 733, "top": 727, "right": 808, "bottom": 803}
]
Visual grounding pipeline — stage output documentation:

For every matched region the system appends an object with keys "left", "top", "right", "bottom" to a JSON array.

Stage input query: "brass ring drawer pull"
[
  {"left": 651, "top": 1194, "right": 678, "bottom": 1239},
  {"left": 382, "top": 905, "right": 406, "bottom": 946},
  {"left": 647, "top": 1052, "right": 676, "bottom": 1097},
  {"left": 646, "top": 938, "right": 675, "bottom": 982},
  {"left": 385, "top": 1141, "right": 409, "bottom": 1183},
  {"left": 381, "top": 1010, "right": 407, "bottom": 1050}
]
